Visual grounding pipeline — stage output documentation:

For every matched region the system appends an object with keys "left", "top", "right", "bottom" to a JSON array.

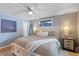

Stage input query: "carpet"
[{"left": 60, "top": 50, "right": 79, "bottom": 56}]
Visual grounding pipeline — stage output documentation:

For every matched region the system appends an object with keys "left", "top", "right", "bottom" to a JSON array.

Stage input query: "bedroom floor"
[
  {"left": 0, "top": 48, "right": 79, "bottom": 56},
  {"left": 61, "top": 50, "right": 79, "bottom": 56}
]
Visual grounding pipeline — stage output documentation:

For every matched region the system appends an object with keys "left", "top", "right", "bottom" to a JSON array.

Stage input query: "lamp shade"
[
  {"left": 64, "top": 25, "right": 70, "bottom": 38},
  {"left": 33, "top": 27, "right": 37, "bottom": 32}
]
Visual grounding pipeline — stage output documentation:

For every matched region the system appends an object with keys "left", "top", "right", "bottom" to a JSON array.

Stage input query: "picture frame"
[
  {"left": 39, "top": 20, "right": 52, "bottom": 26},
  {"left": 1, "top": 19, "right": 17, "bottom": 33}
]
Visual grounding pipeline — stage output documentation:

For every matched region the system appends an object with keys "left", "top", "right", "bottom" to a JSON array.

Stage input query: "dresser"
[{"left": 63, "top": 38, "right": 76, "bottom": 51}]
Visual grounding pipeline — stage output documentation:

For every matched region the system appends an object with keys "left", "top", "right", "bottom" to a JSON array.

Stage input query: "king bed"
[
  {"left": 0, "top": 31, "right": 61, "bottom": 56},
  {"left": 12, "top": 36, "right": 61, "bottom": 56}
]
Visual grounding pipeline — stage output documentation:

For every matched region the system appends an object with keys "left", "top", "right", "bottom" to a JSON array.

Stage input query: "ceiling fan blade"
[
  {"left": 14, "top": 4, "right": 28, "bottom": 11},
  {"left": 27, "top": 6, "right": 32, "bottom": 11},
  {"left": 14, "top": 4, "right": 36, "bottom": 15}
]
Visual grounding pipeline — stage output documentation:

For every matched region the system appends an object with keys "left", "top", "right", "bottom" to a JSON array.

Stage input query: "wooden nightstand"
[{"left": 63, "top": 38, "right": 76, "bottom": 52}]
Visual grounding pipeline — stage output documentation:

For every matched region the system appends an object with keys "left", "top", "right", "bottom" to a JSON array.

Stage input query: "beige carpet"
[
  {"left": 60, "top": 50, "right": 79, "bottom": 56},
  {"left": 0, "top": 48, "right": 79, "bottom": 56},
  {"left": 0, "top": 51, "right": 79, "bottom": 56}
]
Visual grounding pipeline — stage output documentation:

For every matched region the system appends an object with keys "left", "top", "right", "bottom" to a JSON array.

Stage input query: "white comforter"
[{"left": 25, "top": 38, "right": 60, "bottom": 56}]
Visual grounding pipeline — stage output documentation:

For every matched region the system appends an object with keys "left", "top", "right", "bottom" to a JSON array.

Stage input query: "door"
[{"left": 23, "top": 21, "right": 29, "bottom": 37}]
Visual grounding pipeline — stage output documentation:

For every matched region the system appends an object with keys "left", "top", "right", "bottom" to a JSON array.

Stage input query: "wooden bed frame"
[{"left": 0, "top": 43, "right": 26, "bottom": 56}]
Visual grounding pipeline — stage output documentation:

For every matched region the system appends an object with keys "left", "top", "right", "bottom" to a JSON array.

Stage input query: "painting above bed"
[
  {"left": 39, "top": 20, "right": 52, "bottom": 26},
  {"left": 1, "top": 19, "right": 17, "bottom": 33}
]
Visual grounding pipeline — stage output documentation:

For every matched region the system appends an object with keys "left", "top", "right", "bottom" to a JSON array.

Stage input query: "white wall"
[
  {"left": 0, "top": 14, "right": 23, "bottom": 47},
  {"left": 23, "top": 20, "right": 30, "bottom": 37}
]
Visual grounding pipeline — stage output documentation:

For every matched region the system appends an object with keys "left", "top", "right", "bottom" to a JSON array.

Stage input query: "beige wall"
[
  {"left": 77, "top": 12, "right": 79, "bottom": 42},
  {"left": 32, "top": 12, "right": 78, "bottom": 40},
  {"left": 58, "top": 12, "right": 77, "bottom": 39},
  {"left": 32, "top": 17, "right": 60, "bottom": 38}
]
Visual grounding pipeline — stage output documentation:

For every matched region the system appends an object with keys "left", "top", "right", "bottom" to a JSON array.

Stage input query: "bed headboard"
[
  {"left": 33, "top": 30, "right": 59, "bottom": 38},
  {"left": 32, "top": 25, "right": 59, "bottom": 38}
]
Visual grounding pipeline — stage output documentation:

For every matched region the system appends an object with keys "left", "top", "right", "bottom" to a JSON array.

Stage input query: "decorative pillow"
[
  {"left": 48, "top": 31, "right": 56, "bottom": 36},
  {"left": 36, "top": 31, "right": 48, "bottom": 37}
]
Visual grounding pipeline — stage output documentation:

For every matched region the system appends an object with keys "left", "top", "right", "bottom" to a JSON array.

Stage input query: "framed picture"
[
  {"left": 1, "top": 19, "right": 17, "bottom": 33},
  {"left": 39, "top": 20, "right": 52, "bottom": 26}
]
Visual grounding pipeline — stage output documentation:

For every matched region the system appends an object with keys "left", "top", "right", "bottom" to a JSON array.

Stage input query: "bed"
[
  {"left": 12, "top": 34, "right": 61, "bottom": 56},
  {"left": 0, "top": 31, "right": 61, "bottom": 56}
]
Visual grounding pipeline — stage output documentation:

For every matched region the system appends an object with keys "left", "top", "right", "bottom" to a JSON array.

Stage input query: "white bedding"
[
  {"left": 25, "top": 38, "right": 60, "bottom": 56},
  {"left": 13, "top": 36, "right": 61, "bottom": 56},
  {"left": 34, "top": 42, "right": 61, "bottom": 56}
]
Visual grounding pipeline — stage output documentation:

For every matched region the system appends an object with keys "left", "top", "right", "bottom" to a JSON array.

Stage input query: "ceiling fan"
[
  {"left": 14, "top": 3, "right": 38, "bottom": 15},
  {"left": 26, "top": 6, "right": 34, "bottom": 14}
]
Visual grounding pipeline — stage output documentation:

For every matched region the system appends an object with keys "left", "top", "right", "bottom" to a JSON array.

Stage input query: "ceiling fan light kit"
[{"left": 28, "top": 11, "right": 33, "bottom": 15}]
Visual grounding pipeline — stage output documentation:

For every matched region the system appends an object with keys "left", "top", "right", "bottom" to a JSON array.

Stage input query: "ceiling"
[{"left": 0, "top": 3, "right": 79, "bottom": 20}]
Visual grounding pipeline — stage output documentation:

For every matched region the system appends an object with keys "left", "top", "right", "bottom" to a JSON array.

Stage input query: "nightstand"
[{"left": 63, "top": 38, "right": 76, "bottom": 52}]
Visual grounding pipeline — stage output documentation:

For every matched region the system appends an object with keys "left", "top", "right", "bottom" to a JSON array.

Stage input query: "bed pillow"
[
  {"left": 48, "top": 31, "right": 56, "bottom": 36},
  {"left": 36, "top": 31, "right": 48, "bottom": 37}
]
